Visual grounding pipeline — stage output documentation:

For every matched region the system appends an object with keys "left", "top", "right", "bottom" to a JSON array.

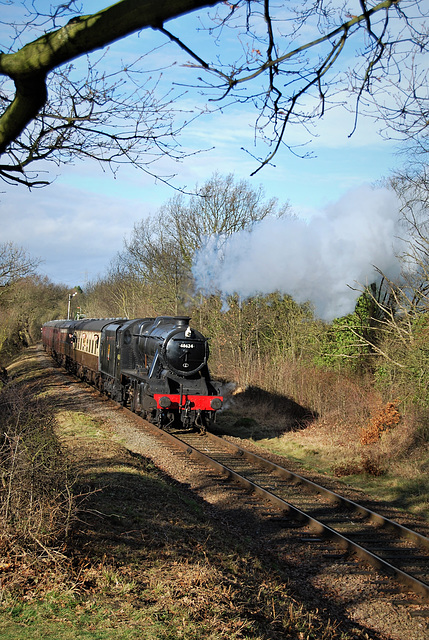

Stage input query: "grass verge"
[{"left": 0, "top": 414, "right": 351, "bottom": 640}]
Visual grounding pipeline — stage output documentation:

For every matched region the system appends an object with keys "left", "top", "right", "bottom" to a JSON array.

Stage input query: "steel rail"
[
  {"left": 144, "top": 423, "right": 429, "bottom": 601},
  {"left": 204, "top": 431, "right": 429, "bottom": 551}
]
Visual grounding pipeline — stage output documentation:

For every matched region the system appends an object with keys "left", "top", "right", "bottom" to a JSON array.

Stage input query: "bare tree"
[
  {"left": 0, "top": 242, "right": 41, "bottom": 296},
  {"left": 161, "top": 172, "right": 290, "bottom": 266},
  {"left": 0, "top": 1, "right": 428, "bottom": 187},
  {"left": 0, "top": 0, "right": 218, "bottom": 187},
  {"left": 341, "top": 167, "right": 429, "bottom": 370},
  {"left": 115, "top": 173, "right": 286, "bottom": 311},
  {"left": 119, "top": 216, "right": 190, "bottom": 314},
  {"left": 387, "top": 165, "right": 429, "bottom": 312}
]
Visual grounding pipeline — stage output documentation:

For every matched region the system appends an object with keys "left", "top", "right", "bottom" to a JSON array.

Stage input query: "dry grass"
[{"left": 0, "top": 419, "right": 355, "bottom": 640}]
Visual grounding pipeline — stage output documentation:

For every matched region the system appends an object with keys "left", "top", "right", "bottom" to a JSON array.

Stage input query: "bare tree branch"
[{"left": 0, "top": 0, "right": 427, "bottom": 186}]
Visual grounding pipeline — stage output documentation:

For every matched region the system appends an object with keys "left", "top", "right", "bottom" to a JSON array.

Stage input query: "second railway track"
[{"left": 133, "top": 418, "right": 429, "bottom": 603}]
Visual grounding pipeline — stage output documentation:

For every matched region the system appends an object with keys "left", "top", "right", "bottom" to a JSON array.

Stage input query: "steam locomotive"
[{"left": 42, "top": 316, "right": 223, "bottom": 432}]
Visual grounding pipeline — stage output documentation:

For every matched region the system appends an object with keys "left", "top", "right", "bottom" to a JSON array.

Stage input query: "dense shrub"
[{"left": 0, "top": 384, "right": 75, "bottom": 549}]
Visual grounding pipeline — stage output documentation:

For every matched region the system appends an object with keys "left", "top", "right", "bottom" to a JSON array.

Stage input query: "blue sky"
[{"left": 0, "top": 1, "right": 407, "bottom": 308}]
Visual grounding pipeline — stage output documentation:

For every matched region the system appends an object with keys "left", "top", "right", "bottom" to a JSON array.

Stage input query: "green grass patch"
[
  {"left": 57, "top": 410, "right": 106, "bottom": 438},
  {"left": 257, "top": 437, "right": 330, "bottom": 472}
]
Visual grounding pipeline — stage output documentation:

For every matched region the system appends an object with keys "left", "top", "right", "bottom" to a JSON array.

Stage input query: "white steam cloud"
[{"left": 192, "top": 185, "right": 404, "bottom": 321}]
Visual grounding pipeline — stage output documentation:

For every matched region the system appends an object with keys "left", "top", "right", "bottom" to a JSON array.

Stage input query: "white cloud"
[{"left": 0, "top": 180, "right": 149, "bottom": 286}]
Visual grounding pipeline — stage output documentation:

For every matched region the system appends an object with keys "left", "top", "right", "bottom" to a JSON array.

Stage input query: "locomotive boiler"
[{"left": 42, "top": 316, "right": 223, "bottom": 432}]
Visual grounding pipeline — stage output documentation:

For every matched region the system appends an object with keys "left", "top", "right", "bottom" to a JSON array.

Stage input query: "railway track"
[{"left": 134, "top": 418, "right": 429, "bottom": 602}]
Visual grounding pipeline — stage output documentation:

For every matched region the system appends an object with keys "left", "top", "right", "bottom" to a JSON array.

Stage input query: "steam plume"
[{"left": 192, "top": 185, "right": 404, "bottom": 321}]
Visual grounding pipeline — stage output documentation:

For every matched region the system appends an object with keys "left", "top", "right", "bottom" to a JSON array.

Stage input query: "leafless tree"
[
  {"left": 115, "top": 173, "right": 286, "bottom": 311},
  {"left": 0, "top": 242, "right": 41, "bottom": 296},
  {"left": 119, "top": 215, "right": 190, "bottom": 314},
  {"left": 386, "top": 166, "right": 429, "bottom": 312},
  {"left": 0, "top": 1, "right": 428, "bottom": 187},
  {"left": 345, "top": 167, "right": 429, "bottom": 368},
  {"left": 160, "top": 172, "right": 290, "bottom": 266}
]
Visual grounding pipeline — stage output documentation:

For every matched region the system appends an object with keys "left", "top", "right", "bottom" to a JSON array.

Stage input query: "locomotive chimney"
[{"left": 176, "top": 317, "right": 190, "bottom": 327}]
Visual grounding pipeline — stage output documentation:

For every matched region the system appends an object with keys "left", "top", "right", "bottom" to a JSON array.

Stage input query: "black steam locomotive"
[{"left": 42, "top": 316, "right": 223, "bottom": 432}]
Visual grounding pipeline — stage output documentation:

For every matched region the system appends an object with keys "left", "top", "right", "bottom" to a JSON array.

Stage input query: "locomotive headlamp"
[
  {"left": 210, "top": 398, "right": 223, "bottom": 410},
  {"left": 158, "top": 396, "right": 171, "bottom": 408}
]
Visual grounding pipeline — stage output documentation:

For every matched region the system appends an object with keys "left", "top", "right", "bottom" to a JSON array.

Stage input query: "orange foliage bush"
[{"left": 360, "top": 400, "right": 401, "bottom": 445}]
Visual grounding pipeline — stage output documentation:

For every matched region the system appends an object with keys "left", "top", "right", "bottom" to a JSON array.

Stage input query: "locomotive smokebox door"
[{"left": 164, "top": 337, "right": 208, "bottom": 376}]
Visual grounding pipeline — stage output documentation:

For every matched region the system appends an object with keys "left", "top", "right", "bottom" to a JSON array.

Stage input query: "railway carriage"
[{"left": 42, "top": 316, "right": 222, "bottom": 432}]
